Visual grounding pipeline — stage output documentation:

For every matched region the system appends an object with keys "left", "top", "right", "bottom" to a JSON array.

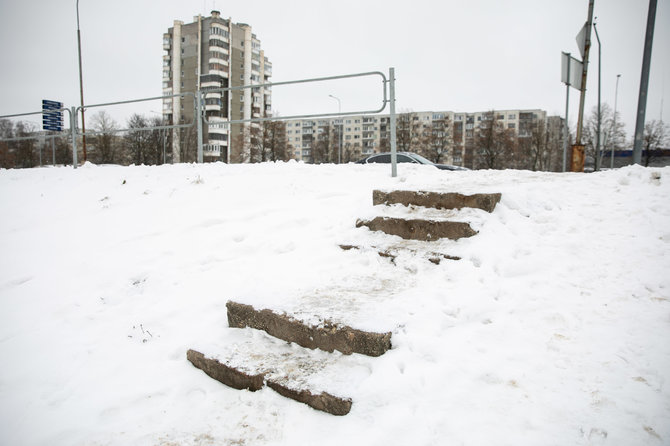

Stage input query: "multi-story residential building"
[
  {"left": 286, "top": 109, "right": 558, "bottom": 168},
  {"left": 162, "top": 11, "right": 272, "bottom": 163}
]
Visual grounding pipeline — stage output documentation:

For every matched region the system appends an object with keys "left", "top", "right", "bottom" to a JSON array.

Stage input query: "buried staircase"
[{"left": 187, "top": 190, "right": 501, "bottom": 415}]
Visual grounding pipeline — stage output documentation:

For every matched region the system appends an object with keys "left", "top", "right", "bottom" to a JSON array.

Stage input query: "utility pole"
[
  {"left": 632, "top": 0, "right": 658, "bottom": 165},
  {"left": 76, "top": 0, "right": 87, "bottom": 162},
  {"left": 611, "top": 74, "right": 621, "bottom": 168},
  {"left": 572, "top": 0, "right": 595, "bottom": 172}
]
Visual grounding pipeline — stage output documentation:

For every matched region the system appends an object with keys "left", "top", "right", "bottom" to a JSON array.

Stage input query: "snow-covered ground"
[{"left": 1, "top": 161, "right": 669, "bottom": 445}]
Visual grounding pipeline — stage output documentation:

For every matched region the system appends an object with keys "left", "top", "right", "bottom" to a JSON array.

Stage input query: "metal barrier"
[
  {"left": 198, "top": 68, "right": 398, "bottom": 174},
  {"left": 0, "top": 107, "right": 79, "bottom": 167},
  {"left": 1, "top": 67, "right": 399, "bottom": 176}
]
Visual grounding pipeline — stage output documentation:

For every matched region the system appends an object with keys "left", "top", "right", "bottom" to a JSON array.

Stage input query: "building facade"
[
  {"left": 286, "top": 109, "right": 559, "bottom": 168},
  {"left": 162, "top": 11, "right": 272, "bottom": 163}
]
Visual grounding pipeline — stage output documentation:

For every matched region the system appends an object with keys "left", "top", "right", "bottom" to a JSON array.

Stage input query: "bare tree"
[
  {"left": 419, "top": 115, "right": 452, "bottom": 164},
  {"left": 395, "top": 111, "right": 420, "bottom": 153},
  {"left": 343, "top": 142, "right": 362, "bottom": 163},
  {"left": 247, "top": 117, "right": 291, "bottom": 163},
  {"left": 583, "top": 103, "right": 626, "bottom": 169},
  {"left": 264, "top": 119, "right": 291, "bottom": 162},
  {"left": 14, "top": 121, "right": 38, "bottom": 168},
  {"left": 0, "top": 119, "right": 15, "bottom": 168},
  {"left": 124, "top": 114, "right": 152, "bottom": 165},
  {"left": 474, "top": 111, "right": 515, "bottom": 169},
  {"left": 515, "top": 120, "right": 552, "bottom": 171},
  {"left": 642, "top": 119, "right": 669, "bottom": 167},
  {"left": 312, "top": 122, "right": 334, "bottom": 164},
  {"left": 90, "top": 111, "right": 119, "bottom": 164}
]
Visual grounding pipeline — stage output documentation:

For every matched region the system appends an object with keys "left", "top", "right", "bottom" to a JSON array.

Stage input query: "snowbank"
[{"left": 1, "top": 162, "right": 668, "bottom": 445}]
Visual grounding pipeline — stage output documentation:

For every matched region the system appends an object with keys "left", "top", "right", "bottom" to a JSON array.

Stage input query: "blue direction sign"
[{"left": 42, "top": 99, "right": 63, "bottom": 132}]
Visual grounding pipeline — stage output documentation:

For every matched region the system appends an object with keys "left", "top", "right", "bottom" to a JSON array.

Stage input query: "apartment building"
[
  {"left": 162, "top": 11, "right": 272, "bottom": 163},
  {"left": 286, "top": 109, "right": 555, "bottom": 167}
]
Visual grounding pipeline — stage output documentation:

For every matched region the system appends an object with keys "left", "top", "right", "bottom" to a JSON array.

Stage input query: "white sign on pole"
[
  {"left": 576, "top": 22, "right": 588, "bottom": 59},
  {"left": 561, "top": 52, "right": 583, "bottom": 90}
]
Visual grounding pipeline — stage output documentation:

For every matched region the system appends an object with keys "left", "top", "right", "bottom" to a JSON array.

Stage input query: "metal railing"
[
  {"left": 1, "top": 67, "right": 399, "bottom": 176},
  {"left": 0, "top": 107, "right": 79, "bottom": 167}
]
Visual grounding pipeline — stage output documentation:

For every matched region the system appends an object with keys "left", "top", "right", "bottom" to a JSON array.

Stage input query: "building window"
[
  {"left": 508, "top": 123, "right": 516, "bottom": 129},
  {"left": 508, "top": 114, "right": 516, "bottom": 119}
]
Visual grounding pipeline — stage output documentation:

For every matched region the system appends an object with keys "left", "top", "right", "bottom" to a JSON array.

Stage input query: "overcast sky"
[{"left": 1, "top": 0, "right": 669, "bottom": 141}]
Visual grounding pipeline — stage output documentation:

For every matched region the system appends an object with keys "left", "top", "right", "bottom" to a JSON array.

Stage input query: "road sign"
[
  {"left": 42, "top": 99, "right": 63, "bottom": 110},
  {"left": 42, "top": 99, "right": 63, "bottom": 132},
  {"left": 576, "top": 23, "right": 588, "bottom": 59},
  {"left": 561, "top": 52, "right": 583, "bottom": 90}
]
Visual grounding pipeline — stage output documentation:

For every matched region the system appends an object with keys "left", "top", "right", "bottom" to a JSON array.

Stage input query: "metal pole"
[
  {"left": 76, "top": 0, "right": 87, "bottom": 162},
  {"left": 71, "top": 106, "right": 78, "bottom": 168},
  {"left": 52, "top": 136, "right": 56, "bottom": 166},
  {"left": 328, "top": 94, "right": 341, "bottom": 163},
  {"left": 575, "top": 0, "right": 595, "bottom": 146},
  {"left": 612, "top": 74, "right": 621, "bottom": 168},
  {"left": 389, "top": 67, "right": 397, "bottom": 178},
  {"left": 163, "top": 127, "right": 166, "bottom": 164},
  {"left": 196, "top": 90, "right": 203, "bottom": 163},
  {"left": 632, "top": 0, "right": 657, "bottom": 165},
  {"left": 563, "top": 54, "right": 571, "bottom": 172},
  {"left": 594, "top": 22, "right": 602, "bottom": 171}
]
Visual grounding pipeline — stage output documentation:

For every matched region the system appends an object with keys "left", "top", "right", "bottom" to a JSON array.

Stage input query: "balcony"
[
  {"left": 203, "top": 144, "right": 221, "bottom": 157},
  {"left": 208, "top": 43, "right": 229, "bottom": 55},
  {"left": 209, "top": 69, "right": 228, "bottom": 78}
]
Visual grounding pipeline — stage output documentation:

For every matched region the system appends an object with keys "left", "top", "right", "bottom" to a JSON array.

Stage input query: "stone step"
[
  {"left": 226, "top": 301, "right": 392, "bottom": 357},
  {"left": 339, "top": 244, "right": 461, "bottom": 264},
  {"left": 187, "top": 346, "right": 353, "bottom": 416},
  {"left": 373, "top": 190, "right": 502, "bottom": 213},
  {"left": 356, "top": 216, "right": 477, "bottom": 241}
]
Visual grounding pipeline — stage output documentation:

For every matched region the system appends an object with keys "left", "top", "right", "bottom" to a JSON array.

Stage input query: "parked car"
[{"left": 355, "top": 152, "right": 469, "bottom": 171}]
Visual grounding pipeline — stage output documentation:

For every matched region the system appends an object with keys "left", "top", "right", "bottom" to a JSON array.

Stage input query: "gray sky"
[{"left": 1, "top": 0, "right": 669, "bottom": 142}]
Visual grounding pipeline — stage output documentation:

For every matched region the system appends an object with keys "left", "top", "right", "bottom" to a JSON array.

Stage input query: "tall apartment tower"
[{"left": 162, "top": 11, "right": 272, "bottom": 163}]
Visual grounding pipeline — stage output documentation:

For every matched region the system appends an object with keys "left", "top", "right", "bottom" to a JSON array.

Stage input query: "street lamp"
[
  {"left": 328, "top": 94, "right": 342, "bottom": 163},
  {"left": 593, "top": 21, "right": 602, "bottom": 171},
  {"left": 76, "top": 0, "right": 87, "bottom": 162},
  {"left": 611, "top": 74, "right": 621, "bottom": 168}
]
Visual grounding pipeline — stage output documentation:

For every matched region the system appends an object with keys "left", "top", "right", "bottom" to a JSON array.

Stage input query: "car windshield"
[{"left": 408, "top": 153, "right": 435, "bottom": 165}]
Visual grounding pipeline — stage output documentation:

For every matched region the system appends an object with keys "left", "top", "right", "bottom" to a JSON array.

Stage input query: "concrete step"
[
  {"left": 187, "top": 341, "right": 354, "bottom": 416},
  {"left": 226, "top": 301, "right": 392, "bottom": 357},
  {"left": 373, "top": 190, "right": 502, "bottom": 213},
  {"left": 356, "top": 216, "right": 477, "bottom": 241},
  {"left": 339, "top": 243, "right": 461, "bottom": 264}
]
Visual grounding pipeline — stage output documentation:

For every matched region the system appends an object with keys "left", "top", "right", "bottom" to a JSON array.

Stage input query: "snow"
[{"left": 1, "top": 161, "right": 669, "bottom": 445}]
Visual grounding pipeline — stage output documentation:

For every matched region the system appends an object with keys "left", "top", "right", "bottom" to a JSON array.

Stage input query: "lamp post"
[
  {"left": 328, "top": 94, "right": 342, "bottom": 163},
  {"left": 611, "top": 74, "right": 621, "bottom": 168},
  {"left": 76, "top": 0, "right": 87, "bottom": 162},
  {"left": 593, "top": 21, "right": 602, "bottom": 171}
]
